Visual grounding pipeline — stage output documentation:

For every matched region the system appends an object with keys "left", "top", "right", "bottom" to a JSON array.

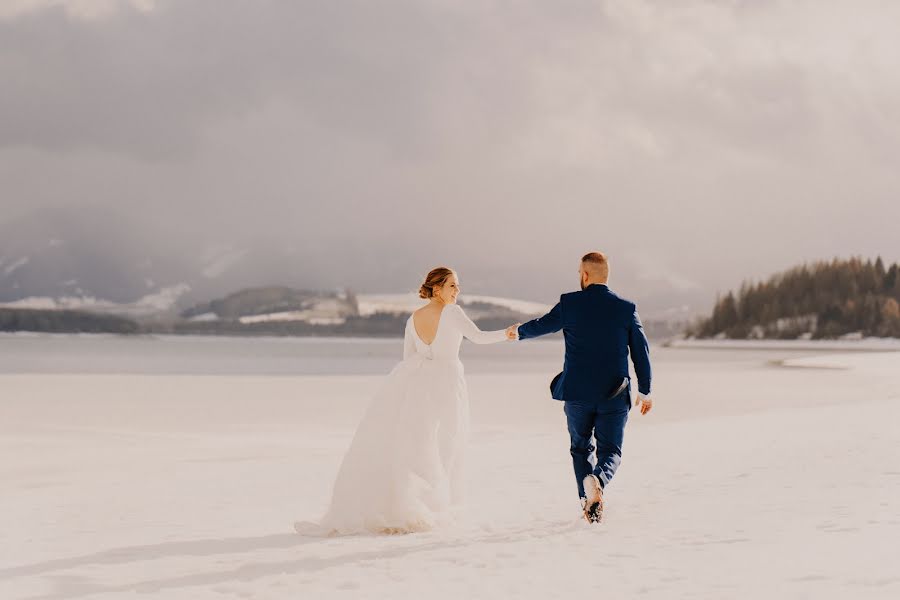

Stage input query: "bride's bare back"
[
  {"left": 412, "top": 304, "right": 445, "bottom": 345},
  {"left": 412, "top": 271, "right": 460, "bottom": 345}
]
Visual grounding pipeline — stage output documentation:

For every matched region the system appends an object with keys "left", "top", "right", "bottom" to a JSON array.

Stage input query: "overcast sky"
[{"left": 2, "top": 0, "right": 899, "bottom": 307}]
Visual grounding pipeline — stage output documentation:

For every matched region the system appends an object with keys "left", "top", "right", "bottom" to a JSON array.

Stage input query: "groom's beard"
[{"left": 580, "top": 280, "right": 586, "bottom": 290}]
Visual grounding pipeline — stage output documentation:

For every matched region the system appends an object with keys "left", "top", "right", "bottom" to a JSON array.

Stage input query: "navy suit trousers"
[{"left": 564, "top": 393, "right": 631, "bottom": 498}]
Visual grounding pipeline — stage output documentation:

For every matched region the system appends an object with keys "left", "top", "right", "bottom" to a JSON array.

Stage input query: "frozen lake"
[
  {"left": 1, "top": 333, "right": 898, "bottom": 599},
  {"left": 1, "top": 331, "right": 888, "bottom": 376}
]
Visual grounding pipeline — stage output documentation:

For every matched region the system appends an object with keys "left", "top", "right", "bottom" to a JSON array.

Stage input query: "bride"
[{"left": 316, "top": 267, "right": 518, "bottom": 535}]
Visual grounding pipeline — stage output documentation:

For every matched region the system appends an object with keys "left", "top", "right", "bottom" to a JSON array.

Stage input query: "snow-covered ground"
[{"left": 1, "top": 348, "right": 898, "bottom": 599}]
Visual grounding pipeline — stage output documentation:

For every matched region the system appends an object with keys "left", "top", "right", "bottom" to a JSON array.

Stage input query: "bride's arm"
[
  {"left": 449, "top": 304, "right": 509, "bottom": 344},
  {"left": 403, "top": 318, "right": 417, "bottom": 359}
]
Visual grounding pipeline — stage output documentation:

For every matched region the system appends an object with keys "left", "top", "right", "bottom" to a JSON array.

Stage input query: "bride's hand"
[{"left": 505, "top": 324, "right": 521, "bottom": 340}]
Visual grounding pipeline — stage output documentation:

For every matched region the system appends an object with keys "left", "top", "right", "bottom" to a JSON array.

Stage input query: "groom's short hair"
[{"left": 581, "top": 251, "right": 609, "bottom": 279}]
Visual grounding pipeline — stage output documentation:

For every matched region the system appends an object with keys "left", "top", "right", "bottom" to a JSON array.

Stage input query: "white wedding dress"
[{"left": 319, "top": 303, "right": 508, "bottom": 534}]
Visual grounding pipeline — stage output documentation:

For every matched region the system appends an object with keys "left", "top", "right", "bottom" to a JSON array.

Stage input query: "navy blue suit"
[{"left": 517, "top": 283, "right": 652, "bottom": 498}]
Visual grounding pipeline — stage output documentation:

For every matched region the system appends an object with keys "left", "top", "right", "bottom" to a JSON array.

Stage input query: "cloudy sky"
[{"left": 2, "top": 0, "right": 899, "bottom": 309}]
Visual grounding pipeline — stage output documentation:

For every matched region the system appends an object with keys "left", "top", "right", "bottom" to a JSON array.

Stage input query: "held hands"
[{"left": 505, "top": 323, "right": 521, "bottom": 341}]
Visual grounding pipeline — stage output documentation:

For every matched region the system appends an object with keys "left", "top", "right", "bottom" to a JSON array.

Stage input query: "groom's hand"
[
  {"left": 505, "top": 323, "right": 521, "bottom": 340},
  {"left": 638, "top": 396, "right": 653, "bottom": 415}
]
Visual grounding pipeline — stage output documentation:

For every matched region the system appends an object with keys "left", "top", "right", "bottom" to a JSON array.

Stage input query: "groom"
[{"left": 507, "top": 252, "right": 652, "bottom": 523}]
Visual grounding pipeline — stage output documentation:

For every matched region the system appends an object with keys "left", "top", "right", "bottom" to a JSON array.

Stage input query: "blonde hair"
[{"left": 419, "top": 267, "right": 455, "bottom": 299}]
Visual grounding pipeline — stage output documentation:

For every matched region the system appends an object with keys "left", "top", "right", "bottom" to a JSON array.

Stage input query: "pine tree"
[{"left": 720, "top": 292, "right": 739, "bottom": 333}]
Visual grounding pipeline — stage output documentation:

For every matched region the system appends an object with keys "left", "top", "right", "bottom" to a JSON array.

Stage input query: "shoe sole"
[
  {"left": 583, "top": 477, "right": 604, "bottom": 523},
  {"left": 584, "top": 498, "right": 603, "bottom": 523}
]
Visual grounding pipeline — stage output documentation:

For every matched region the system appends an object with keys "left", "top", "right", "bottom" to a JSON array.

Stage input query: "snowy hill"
[
  {"left": 0, "top": 207, "right": 190, "bottom": 306},
  {"left": 0, "top": 284, "right": 192, "bottom": 318},
  {"left": 0, "top": 206, "right": 315, "bottom": 314},
  {"left": 356, "top": 293, "right": 550, "bottom": 318},
  {"left": 176, "top": 290, "right": 548, "bottom": 327}
]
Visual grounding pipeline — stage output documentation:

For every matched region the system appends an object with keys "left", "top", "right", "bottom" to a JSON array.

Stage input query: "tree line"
[
  {"left": 0, "top": 308, "right": 140, "bottom": 334},
  {"left": 690, "top": 257, "right": 900, "bottom": 339}
]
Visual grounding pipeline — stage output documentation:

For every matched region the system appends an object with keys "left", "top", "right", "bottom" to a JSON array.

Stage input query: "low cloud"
[{"left": 1, "top": 0, "right": 898, "bottom": 307}]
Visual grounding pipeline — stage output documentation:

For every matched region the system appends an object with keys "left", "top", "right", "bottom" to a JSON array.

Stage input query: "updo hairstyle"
[{"left": 419, "top": 267, "right": 455, "bottom": 299}]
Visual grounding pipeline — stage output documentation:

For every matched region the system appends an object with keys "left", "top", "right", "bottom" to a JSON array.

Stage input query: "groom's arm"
[
  {"left": 517, "top": 301, "right": 562, "bottom": 340},
  {"left": 628, "top": 306, "right": 652, "bottom": 397}
]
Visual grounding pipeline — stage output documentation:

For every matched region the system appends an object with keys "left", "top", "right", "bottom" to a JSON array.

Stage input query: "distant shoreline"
[
  {"left": 0, "top": 331, "right": 565, "bottom": 344},
  {"left": 4, "top": 330, "right": 900, "bottom": 352},
  {"left": 668, "top": 338, "right": 900, "bottom": 352}
]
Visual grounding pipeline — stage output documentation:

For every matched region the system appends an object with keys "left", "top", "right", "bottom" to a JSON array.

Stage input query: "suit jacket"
[{"left": 517, "top": 283, "right": 652, "bottom": 403}]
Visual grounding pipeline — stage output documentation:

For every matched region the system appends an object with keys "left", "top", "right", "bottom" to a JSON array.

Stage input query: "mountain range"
[
  {"left": 0, "top": 205, "right": 697, "bottom": 326},
  {"left": 0, "top": 205, "right": 327, "bottom": 315}
]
